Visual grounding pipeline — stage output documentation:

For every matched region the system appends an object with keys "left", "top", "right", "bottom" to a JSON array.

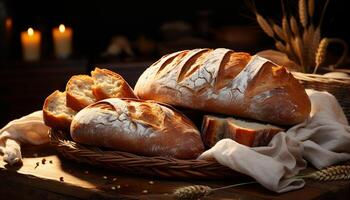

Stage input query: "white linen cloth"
[
  {"left": 0, "top": 111, "right": 49, "bottom": 165},
  {"left": 1, "top": 90, "right": 350, "bottom": 193},
  {"left": 199, "top": 89, "right": 350, "bottom": 192}
]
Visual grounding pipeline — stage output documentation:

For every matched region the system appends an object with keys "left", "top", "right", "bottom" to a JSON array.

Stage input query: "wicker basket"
[
  {"left": 292, "top": 72, "right": 350, "bottom": 122},
  {"left": 50, "top": 129, "right": 243, "bottom": 179}
]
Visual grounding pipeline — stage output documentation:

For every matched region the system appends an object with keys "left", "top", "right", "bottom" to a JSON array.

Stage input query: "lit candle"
[
  {"left": 52, "top": 24, "right": 73, "bottom": 59},
  {"left": 21, "top": 27, "right": 41, "bottom": 61}
]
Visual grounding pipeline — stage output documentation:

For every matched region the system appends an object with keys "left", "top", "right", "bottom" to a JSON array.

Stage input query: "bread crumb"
[
  {"left": 103, "top": 176, "right": 108, "bottom": 180},
  {"left": 34, "top": 162, "right": 39, "bottom": 169},
  {"left": 148, "top": 181, "right": 154, "bottom": 185},
  {"left": 142, "top": 190, "right": 148, "bottom": 194}
]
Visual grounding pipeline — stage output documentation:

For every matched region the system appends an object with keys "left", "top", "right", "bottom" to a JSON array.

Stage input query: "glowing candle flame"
[
  {"left": 28, "top": 28, "right": 34, "bottom": 36},
  {"left": 59, "top": 24, "right": 65, "bottom": 33}
]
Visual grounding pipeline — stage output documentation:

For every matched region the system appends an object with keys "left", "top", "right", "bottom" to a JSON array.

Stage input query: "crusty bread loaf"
[
  {"left": 66, "top": 75, "right": 97, "bottom": 111},
  {"left": 70, "top": 98, "right": 204, "bottom": 159},
  {"left": 134, "top": 48, "right": 311, "bottom": 125},
  {"left": 43, "top": 90, "right": 76, "bottom": 130},
  {"left": 91, "top": 68, "right": 137, "bottom": 100},
  {"left": 202, "top": 115, "right": 283, "bottom": 148}
]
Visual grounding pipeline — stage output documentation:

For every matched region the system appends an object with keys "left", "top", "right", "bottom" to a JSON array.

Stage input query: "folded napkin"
[
  {"left": 199, "top": 89, "right": 350, "bottom": 192},
  {"left": 0, "top": 111, "right": 49, "bottom": 165}
]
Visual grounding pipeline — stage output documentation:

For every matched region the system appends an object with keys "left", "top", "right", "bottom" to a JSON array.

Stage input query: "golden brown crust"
[
  {"left": 43, "top": 90, "right": 75, "bottom": 131},
  {"left": 91, "top": 68, "right": 137, "bottom": 100},
  {"left": 134, "top": 48, "right": 311, "bottom": 126},
  {"left": 71, "top": 98, "right": 204, "bottom": 159}
]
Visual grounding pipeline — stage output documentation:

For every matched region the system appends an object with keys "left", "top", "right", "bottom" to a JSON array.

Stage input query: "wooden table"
[{"left": 0, "top": 144, "right": 349, "bottom": 200}]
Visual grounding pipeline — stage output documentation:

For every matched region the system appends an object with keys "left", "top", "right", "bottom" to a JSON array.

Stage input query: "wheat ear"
[
  {"left": 299, "top": 0, "right": 308, "bottom": 28},
  {"left": 256, "top": 14, "right": 274, "bottom": 38},
  {"left": 308, "top": 0, "right": 315, "bottom": 18},
  {"left": 303, "top": 165, "right": 350, "bottom": 181},
  {"left": 273, "top": 24, "right": 286, "bottom": 41},
  {"left": 282, "top": 17, "right": 292, "bottom": 41},
  {"left": 290, "top": 16, "right": 300, "bottom": 37},
  {"left": 314, "top": 38, "right": 329, "bottom": 73},
  {"left": 173, "top": 182, "right": 256, "bottom": 200}
]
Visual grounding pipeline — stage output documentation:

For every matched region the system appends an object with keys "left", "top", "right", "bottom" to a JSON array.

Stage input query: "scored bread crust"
[
  {"left": 202, "top": 115, "right": 283, "bottom": 147},
  {"left": 43, "top": 90, "right": 76, "bottom": 130},
  {"left": 91, "top": 68, "right": 137, "bottom": 100},
  {"left": 70, "top": 98, "right": 204, "bottom": 159},
  {"left": 66, "top": 75, "right": 97, "bottom": 111},
  {"left": 134, "top": 48, "right": 311, "bottom": 125}
]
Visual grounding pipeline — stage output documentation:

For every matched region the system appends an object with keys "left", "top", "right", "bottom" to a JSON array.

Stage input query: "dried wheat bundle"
[{"left": 254, "top": 0, "right": 347, "bottom": 73}]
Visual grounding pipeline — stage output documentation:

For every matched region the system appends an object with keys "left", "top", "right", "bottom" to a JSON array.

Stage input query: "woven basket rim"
[
  {"left": 292, "top": 71, "right": 350, "bottom": 84},
  {"left": 49, "top": 129, "right": 241, "bottom": 178}
]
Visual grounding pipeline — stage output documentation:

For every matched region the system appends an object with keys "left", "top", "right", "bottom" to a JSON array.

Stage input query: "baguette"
[
  {"left": 202, "top": 115, "right": 283, "bottom": 148},
  {"left": 70, "top": 98, "right": 204, "bottom": 159},
  {"left": 43, "top": 90, "right": 76, "bottom": 130},
  {"left": 134, "top": 48, "right": 311, "bottom": 125}
]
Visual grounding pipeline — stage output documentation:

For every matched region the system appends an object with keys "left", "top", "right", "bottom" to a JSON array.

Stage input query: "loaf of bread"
[
  {"left": 43, "top": 90, "right": 76, "bottom": 130},
  {"left": 134, "top": 48, "right": 311, "bottom": 125},
  {"left": 202, "top": 115, "right": 283, "bottom": 148},
  {"left": 70, "top": 98, "right": 204, "bottom": 159},
  {"left": 66, "top": 68, "right": 137, "bottom": 111}
]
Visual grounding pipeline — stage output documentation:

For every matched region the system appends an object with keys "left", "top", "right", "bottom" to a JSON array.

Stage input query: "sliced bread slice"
[
  {"left": 66, "top": 75, "right": 97, "bottom": 111},
  {"left": 43, "top": 90, "right": 76, "bottom": 130},
  {"left": 91, "top": 68, "right": 137, "bottom": 100},
  {"left": 202, "top": 115, "right": 284, "bottom": 148}
]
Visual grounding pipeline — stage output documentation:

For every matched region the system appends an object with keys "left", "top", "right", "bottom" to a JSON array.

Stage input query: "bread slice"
[
  {"left": 91, "top": 68, "right": 137, "bottom": 100},
  {"left": 202, "top": 115, "right": 284, "bottom": 148},
  {"left": 43, "top": 90, "right": 76, "bottom": 130},
  {"left": 66, "top": 75, "right": 97, "bottom": 111}
]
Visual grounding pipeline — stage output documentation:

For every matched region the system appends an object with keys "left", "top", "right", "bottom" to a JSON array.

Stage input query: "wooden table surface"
[{"left": 0, "top": 144, "right": 349, "bottom": 200}]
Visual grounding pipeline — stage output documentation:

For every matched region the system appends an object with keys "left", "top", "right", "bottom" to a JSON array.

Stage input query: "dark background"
[{"left": 0, "top": 0, "right": 349, "bottom": 126}]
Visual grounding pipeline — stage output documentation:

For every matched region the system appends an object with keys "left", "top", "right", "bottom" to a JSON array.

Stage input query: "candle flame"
[
  {"left": 59, "top": 24, "right": 65, "bottom": 33},
  {"left": 28, "top": 28, "right": 34, "bottom": 36}
]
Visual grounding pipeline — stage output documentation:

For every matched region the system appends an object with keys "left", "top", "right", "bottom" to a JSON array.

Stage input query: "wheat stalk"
[
  {"left": 282, "top": 17, "right": 292, "bottom": 41},
  {"left": 303, "top": 165, "right": 350, "bottom": 181},
  {"left": 273, "top": 24, "right": 286, "bottom": 41},
  {"left": 275, "top": 41, "right": 287, "bottom": 53},
  {"left": 173, "top": 182, "right": 256, "bottom": 200},
  {"left": 173, "top": 185, "right": 212, "bottom": 200},
  {"left": 256, "top": 13, "right": 274, "bottom": 38},
  {"left": 308, "top": 0, "right": 315, "bottom": 18},
  {"left": 314, "top": 37, "right": 329, "bottom": 73},
  {"left": 290, "top": 16, "right": 300, "bottom": 37},
  {"left": 173, "top": 165, "right": 350, "bottom": 199},
  {"left": 299, "top": 0, "right": 308, "bottom": 28}
]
